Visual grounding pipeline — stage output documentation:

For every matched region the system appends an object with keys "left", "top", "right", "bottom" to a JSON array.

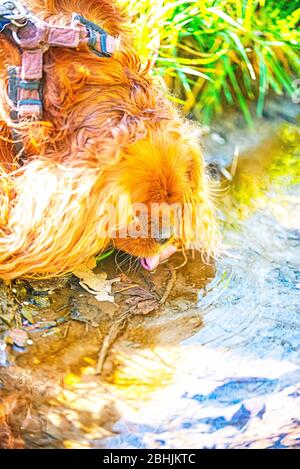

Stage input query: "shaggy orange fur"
[{"left": 0, "top": 0, "right": 220, "bottom": 280}]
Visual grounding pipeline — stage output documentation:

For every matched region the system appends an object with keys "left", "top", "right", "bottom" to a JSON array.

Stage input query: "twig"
[
  {"left": 96, "top": 311, "right": 130, "bottom": 375},
  {"left": 113, "top": 284, "right": 140, "bottom": 294},
  {"left": 96, "top": 265, "right": 177, "bottom": 375},
  {"left": 230, "top": 145, "right": 240, "bottom": 177},
  {"left": 63, "top": 321, "right": 71, "bottom": 338},
  {"left": 219, "top": 166, "right": 233, "bottom": 181},
  {"left": 159, "top": 265, "right": 176, "bottom": 305}
]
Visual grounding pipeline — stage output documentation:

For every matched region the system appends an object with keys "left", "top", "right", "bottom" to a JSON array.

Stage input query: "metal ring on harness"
[{"left": 12, "top": 18, "right": 47, "bottom": 48}]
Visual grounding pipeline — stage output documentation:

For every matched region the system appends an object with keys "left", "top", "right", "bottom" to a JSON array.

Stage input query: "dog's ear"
[{"left": 182, "top": 132, "right": 221, "bottom": 260}]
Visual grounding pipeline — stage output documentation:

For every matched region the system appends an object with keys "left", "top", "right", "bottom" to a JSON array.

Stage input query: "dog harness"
[{"left": 0, "top": 0, "right": 119, "bottom": 121}]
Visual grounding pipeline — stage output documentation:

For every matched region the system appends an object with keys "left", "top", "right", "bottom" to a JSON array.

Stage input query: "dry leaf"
[
  {"left": 114, "top": 282, "right": 160, "bottom": 314},
  {"left": 73, "top": 258, "right": 120, "bottom": 303}
]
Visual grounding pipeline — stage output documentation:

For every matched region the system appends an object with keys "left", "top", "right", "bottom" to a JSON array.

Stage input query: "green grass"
[
  {"left": 226, "top": 124, "right": 300, "bottom": 220},
  {"left": 120, "top": 0, "right": 300, "bottom": 125}
]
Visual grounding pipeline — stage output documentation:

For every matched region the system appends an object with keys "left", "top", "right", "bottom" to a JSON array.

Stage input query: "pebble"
[
  {"left": 6, "top": 329, "right": 29, "bottom": 348},
  {"left": 0, "top": 340, "right": 7, "bottom": 366},
  {"left": 211, "top": 132, "right": 226, "bottom": 145}
]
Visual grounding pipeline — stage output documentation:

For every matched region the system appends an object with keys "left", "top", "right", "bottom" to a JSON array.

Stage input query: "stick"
[
  {"left": 159, "top": 265, "right": 176, "bottom": 305},
  {"left": 96, "top": 311, "right": 129, "bottom": 375}
]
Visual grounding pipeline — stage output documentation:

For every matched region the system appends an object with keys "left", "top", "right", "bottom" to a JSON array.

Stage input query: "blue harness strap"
[
  {"left": 8, "top": 66, "right": 19, "bottom": 109},
  {"left": 0, "top": 18, "right": 10, "bottom": 31},
  {"left": 72, "top": 14, "right": 107, "bottom": 37},
  {"left": 19, "top": 80, "right": 40, "bottom": 90},
  {"left": 8, "top": 66, "right": 43, "bottom": 114},
  {"left": 72, "top": 13, "right": 112, "bottom": 58},
  {"left": 7, "top": 66, "right": 26, "bottom": 159}
]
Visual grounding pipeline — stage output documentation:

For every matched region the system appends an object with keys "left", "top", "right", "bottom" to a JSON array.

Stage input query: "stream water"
[{"left": 0, "top": 123, "right": 299, "bottom": 449}]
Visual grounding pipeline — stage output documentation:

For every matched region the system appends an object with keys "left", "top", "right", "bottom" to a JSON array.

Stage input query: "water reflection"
[{"left": 106, "top": 124, "right": 300, "bottom": 449}]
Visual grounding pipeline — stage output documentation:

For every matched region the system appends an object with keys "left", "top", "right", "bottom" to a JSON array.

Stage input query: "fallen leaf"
[
  {"left": 21, "top": 306, "right": 36, "bottom": 324},
  {"left": 73, "top": 259, "right": 120, "bottom": 303},
  {"left": 114, "top": 282, "right": 160, "bottom": 315}
]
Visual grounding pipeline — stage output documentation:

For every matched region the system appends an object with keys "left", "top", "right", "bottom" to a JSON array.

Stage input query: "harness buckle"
[{"left": 0, "top": 1, "right": 29, "bottom": 28}]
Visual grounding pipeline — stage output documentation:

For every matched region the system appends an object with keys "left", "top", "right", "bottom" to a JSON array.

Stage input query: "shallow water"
[{"left": 0, "top": 124, "right": 299, "bottom": 449}]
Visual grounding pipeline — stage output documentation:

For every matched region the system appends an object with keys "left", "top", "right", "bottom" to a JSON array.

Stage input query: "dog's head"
[
  {"left": 102, "top": 121, "right": 219, "bottom": 270},
  {"left": 0, "top": 0, "right": 220, "bottom": 275}
]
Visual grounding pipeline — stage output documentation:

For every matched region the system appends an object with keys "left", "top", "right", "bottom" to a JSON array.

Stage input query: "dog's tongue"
[
  {"left": 140, "top": 255, "right": 160, "bottom": 271},
  {"left": 141, "top": 245, "right": 177, "bottom": 271}
]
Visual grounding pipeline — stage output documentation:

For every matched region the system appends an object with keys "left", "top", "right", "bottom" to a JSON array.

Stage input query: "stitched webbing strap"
[
  {"left": 0, "top": 18, "right": 9, "bottom": 31},
  {"left": 72, "top": 14, "right": 116, "bottom": 57},
  {"left": 1, "top": 4, "right": 119, "bottom": 120}
]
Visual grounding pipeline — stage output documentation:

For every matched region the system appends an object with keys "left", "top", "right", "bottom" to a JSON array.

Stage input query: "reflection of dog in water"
[{"left": 0, "top": 0, "right": 219, "bottom": 279}]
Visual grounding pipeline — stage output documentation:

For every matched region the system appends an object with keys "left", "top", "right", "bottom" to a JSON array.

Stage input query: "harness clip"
[{"left": 0, "top": 1, "right": 29, "bottom": 28}]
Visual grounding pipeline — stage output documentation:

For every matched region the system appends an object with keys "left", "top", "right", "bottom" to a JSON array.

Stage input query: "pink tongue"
[
  {"left": 140, "top": 255, "right": 160, "bottom": 271},
  {"left": 141, "top": 245, "right": 177, "bottom": 271}
]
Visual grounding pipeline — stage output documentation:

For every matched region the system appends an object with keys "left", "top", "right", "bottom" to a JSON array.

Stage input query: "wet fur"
[{"left": 0, "top": 0, "right": 219, "bottom": 279}]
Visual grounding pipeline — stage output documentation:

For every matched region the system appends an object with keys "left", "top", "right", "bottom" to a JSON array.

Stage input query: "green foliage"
[
  {"left": 120, "top": 0, "right": 300, "bottom": 124},
  {"left": 96, "top": 248, "right": 115, "bottom": 263},
  {"left": 228, "top": 124, "right": 300, "bottom": 219}
]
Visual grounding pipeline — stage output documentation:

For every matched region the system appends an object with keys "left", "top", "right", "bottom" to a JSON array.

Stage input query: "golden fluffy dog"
[{"left": 0, "top": 0, "right": 219, "bottom": 280}]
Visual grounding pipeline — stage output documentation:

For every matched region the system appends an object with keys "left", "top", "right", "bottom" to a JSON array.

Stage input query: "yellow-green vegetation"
[
  {"left": 120, "top": 0, "right": 300, "bottom": 125},
  {"left": 227, "top": 125, "right": 300, "bottom": 219}
]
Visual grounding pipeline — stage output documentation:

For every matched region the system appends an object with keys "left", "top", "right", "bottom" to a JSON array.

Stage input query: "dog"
[{"left": 0, "top": 0, "right": 220, "bottom": 280}]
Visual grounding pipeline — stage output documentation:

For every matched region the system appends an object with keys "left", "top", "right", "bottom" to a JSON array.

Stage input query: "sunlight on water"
[{"left": 102, "top": 124, "right": 300, "bottom": 449}]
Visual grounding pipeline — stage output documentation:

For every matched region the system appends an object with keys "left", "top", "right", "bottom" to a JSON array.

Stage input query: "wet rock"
[
  {"left": 5, "top": 329, "right": 29, "bottom": 349},
  {"left": 0, "top": 340, "right": 7, "bottom": 366}
]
